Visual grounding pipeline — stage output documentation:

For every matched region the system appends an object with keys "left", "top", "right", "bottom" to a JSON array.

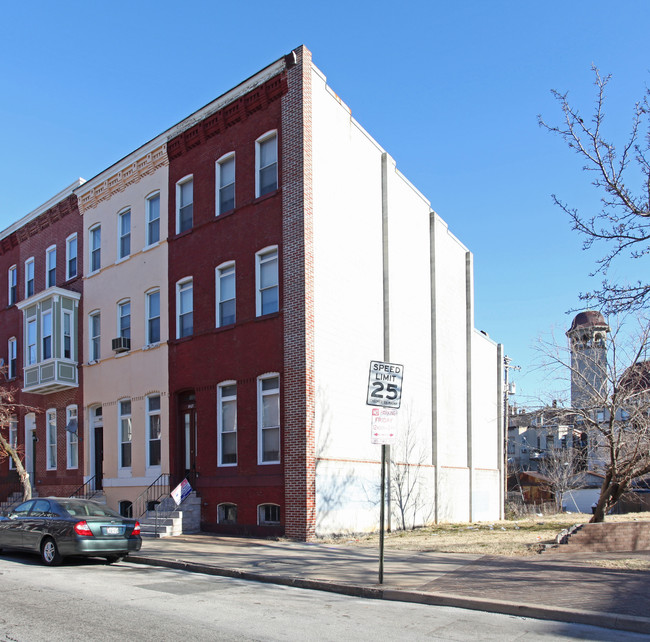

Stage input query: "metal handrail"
[
  {"left": 133, "top": 473, "right": 170, "bottom": 518},
  {"left": 69, "top": 475, "right": 100, "bottom": 500}
]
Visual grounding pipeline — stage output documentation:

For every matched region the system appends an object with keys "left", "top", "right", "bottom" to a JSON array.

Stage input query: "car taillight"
[
  {"left": 74, "top": 520, "right": 94, "bottom": 537},
  {"left": 132, "top": 521, "right": 141, "bottom": 536}
]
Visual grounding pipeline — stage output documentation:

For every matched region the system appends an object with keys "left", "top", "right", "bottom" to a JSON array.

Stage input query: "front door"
[
  {"left": 178, "top": 392, "right": 196, "bottom": 481},
  {"left": 24, "top": 414, "right": 36, "bottom": 493},
  {"left": 91, "top": 406, "right": 104, "bottom": 491}
]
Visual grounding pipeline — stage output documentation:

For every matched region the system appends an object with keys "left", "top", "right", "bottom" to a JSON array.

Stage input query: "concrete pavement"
[{"left": 128, "top": 534, "right": 650, "bottom": 635}]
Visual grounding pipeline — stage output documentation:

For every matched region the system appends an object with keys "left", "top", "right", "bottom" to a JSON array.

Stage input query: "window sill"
[
  {"left": 255, "top": 310, "right": 281, "bottom": 322},
  {"left": 254, "top": 188, "right": 281, "bottom": 204}
]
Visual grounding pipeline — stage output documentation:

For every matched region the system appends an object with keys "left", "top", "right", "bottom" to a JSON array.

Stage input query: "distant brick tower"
[{"left": 566, "top": 311, "right": 610, "bottom": 410}]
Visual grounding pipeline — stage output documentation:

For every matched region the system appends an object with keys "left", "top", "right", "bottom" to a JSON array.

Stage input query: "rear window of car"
[{"left": 56, "top": 501, "right": 122, "bottom": 518}]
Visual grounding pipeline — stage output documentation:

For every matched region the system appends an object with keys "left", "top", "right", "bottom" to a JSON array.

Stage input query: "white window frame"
[
  {"left": 146, "top": 191, "right": 161, "bottom": 246},
  {"left": 46, "top": 245, "right": 56, "bottom": 288},
  {"left": 118, "top": 399, "right": 132, "bottom": 469},
  {"left": 218, "top": 381, "right": 237, "bottom": 467},
  {"left": 216, "top": 262, "right": 236, "bottom": 327},
  {"left": 176, "top": 278, "right": 193, "bottom": 338},
  {"left": 146, "top": 394, "right": 162, "bottom": 468},
  {"left": 216, "top": 152, "right": 235, "bottom": 215},
  {"left": 255, "top": 131, "right": 278, "bottom": 198},
  {"left": 62, "top": 309, "right": 73, "bottom": 360},
  {"left": 41, "top": 309, "right": 52, "bottom": 361},
  {"left": 257, "top": 373, "right": 280, "bottom": 464},
  {"left": 257, "top": 503, "right": 281, "bottom": 526},
  {"left": 118, "top": 299, "right": 131, "bottom": 340},
  {"left": 8, "top": 417, "right": 17, "bottom": 470},
  {"left": 255, "top": 247, "right": 279, "bottom": 317},
  {"left": 146, "top": 288, "right": 161, "bottom": 345},
  {"left": 89, "top": 225, "right": 101, "bottom": 273},
  {"left": 25, "top": 257, "right": 34, "bottom": 298},
  {"left": 89, "top": 311, "right": 101, "bottom": 362},
  {"left": 46, "top": 409, "right": 57, "bottom": 470},
  {"left": 8, "top": 265, "right": 17, "bottom": 306},
  {"left": 66, "top": 234, "right": 78, "bottom": 280},
  {"left": 66, "top": 405, "right": 78, "bottom": 470},
  {"left": 26, "top": 318, "right": 37, "bottom": 365},
  {"left": 176, "top": 175, "right": 194, "bottom": 234},
  {"left": 8, "top": 337, "right": 17, "bottom": 379},
  {"left": 118, "top": 208, "right": 131, "bottom": 260}
]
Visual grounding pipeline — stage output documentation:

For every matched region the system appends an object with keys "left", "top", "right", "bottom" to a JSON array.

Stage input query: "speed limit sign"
[{"left": 366, "top": 361, "right": 404, "bottom": 409}]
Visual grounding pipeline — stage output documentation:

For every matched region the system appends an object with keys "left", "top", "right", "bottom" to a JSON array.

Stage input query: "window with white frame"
[
  {"left": 89, "top": 225, "right": 101, "bottom": 273},
  {"left": 119, "top": 399, "right": 132, "bottom": 468},
  {"left": 147, "top": 394, "right": 161, "bottom": 467},
  {"left": 42, "top": 310, "right": 52, "bottom": 360},
  {"left": 258, "top": 374, "right": 280, "bottom": 464},
  {"left": 25, "top": 258, "right": 34, "bottom": 298},
  {"left": 177, "top": 279, "right": 193, "bottom": 338},
  {"left": 26, "top": 318, "right": 36, "bottom": 365},
  {"left": 176, "top": 176, "right": 193, "bottom": 233},
  {"left": 146, "top": 289, "right": 161, "bottom": 344},
  {"left": 256, "top": 132, "right": 278, "bottom": 197},
  {"left": 8, "top": 337, "right": 17, "bottom": 379},
  {"left": 216, "top": 263, "right": 235, "bottom": 327},
  {"left": 118, "top": 300, "right": 131, "bottom": 340},
  {"left": 60, "top": 310, "right": 72, "bottom": 360},
  {"left": 118, "top": 209, "right": 131, "bottom": 259},
  {"left": 46, "top": 246, "right": 56, "bottom": 287},
  {"left": 146, "top": 192, "right": 160, "bottom": 246},
  {"left": 217, "top": 503, "right": 237, "bottom": 525},
  {"left": 46, "top": 409, "right": 57, "bottom": 470},
  {"left": 8, "top": 265, "right": 17, "bottom": 306},
  {"left": 218, "top": 382, "right": 237, "bottom": 465},
  {"left": 256, "top": 247, "right": 279, "bottom": 316},
  {"left": 66, "top": 234, "right": 77, "bottom": 280},
  {"left": 596, "top": 410, "right": 605, "bottom": 422},
  {"left": 66, "top": 405, "right": 78, "bottom": 469},
  {"left": 216, "top": 153, "right": 235, "bottom": 215},
  {"left": 89, "top": 311, "right": 101, "bottom": 361},
  {"left": 258, "top": 503, "right": 280, "bottom": 525},
  {"left": 8, "top": 417, "right": 17, "bottom": 470}
]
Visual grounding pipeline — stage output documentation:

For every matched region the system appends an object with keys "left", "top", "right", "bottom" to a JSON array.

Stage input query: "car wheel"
[
  {"left": 41, "top": 537, "right": 62, "bottom": 566},
  {"left": 104, "top": 555, "right": 124, "bottom": 565}
]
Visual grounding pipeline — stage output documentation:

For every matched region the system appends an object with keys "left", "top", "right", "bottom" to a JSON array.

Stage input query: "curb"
[{"left": 127, "top": 555, "right": 650, "bottom": 635}]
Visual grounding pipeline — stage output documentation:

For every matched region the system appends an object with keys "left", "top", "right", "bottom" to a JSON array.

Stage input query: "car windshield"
[{"left": 56, "top": 500, "right": 123, "bottom": 518}]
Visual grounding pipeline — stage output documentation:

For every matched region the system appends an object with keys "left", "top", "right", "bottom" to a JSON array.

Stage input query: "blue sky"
[{"left": 1, "top": 1, "right": 648, "bottom": 405}]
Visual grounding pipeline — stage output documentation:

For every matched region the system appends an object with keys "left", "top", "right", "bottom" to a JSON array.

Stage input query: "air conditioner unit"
[{"left": 112, "top": 337, "right": 131, "bottom": 353}]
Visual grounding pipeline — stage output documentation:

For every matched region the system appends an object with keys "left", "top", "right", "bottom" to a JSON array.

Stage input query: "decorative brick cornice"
[{"left": 76, "top": 144, "right": 168, "bottom": 214}]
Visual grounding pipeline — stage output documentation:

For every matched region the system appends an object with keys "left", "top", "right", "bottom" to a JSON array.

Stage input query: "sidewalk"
[{"left": 128, "top": 534, "right": 650, "bottom": 635}]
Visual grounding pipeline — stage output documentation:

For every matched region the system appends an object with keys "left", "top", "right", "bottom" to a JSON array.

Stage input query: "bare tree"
[
  {"left": 537, "top": 445, "right": 586, "bottom": 513},
  {"left": 0, "top": 373, "right": 32, "bottom": 501},
  {"left": 538, "top": 67, "right": 650, "bottom": 313},
  {"left": 537, "top": 316, "right": 650, "bottom": 522}
]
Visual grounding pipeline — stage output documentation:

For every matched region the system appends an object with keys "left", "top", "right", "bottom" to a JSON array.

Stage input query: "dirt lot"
[{"left": 318, "top": 512, "right": 650, "bottom": 567}]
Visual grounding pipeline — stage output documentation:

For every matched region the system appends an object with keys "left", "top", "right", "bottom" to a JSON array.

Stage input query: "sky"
[{"left": 1, "top": 0, "right": 648, "bottom": 407}]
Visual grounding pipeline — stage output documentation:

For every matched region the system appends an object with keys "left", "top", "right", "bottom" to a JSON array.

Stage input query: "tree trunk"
[
  {"left": 0, "top": 431, "right": 32, "bottom": 501},
  {"left": 589, "top": 480, "right": 626, "bottom": 523}
]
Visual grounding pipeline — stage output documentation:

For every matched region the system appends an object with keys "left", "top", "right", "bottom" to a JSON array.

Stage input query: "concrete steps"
[
  {"left": 554, "top": 521, "right": 650, "bottom": 553},
  {"left": 138, "top": 492, "right": 202, "bottom": 538}
]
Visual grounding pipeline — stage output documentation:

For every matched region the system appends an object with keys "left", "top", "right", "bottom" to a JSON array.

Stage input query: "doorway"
[
  {"left": 178, "top": 392, "right": 196, "bottom": 481},
  {"left": 24, "top": 413, "right": 36, "bottom": 493},
  {"left": 90, "top": 406, "right": 103, "bottom": 490}
]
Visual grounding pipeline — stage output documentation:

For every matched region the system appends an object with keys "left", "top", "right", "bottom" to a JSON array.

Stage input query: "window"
[
  {"left": 218, "top": 383, "right": 237, "bottom": 465},
  {"left": 66, "top": 234, "right": 78, "bottom": 280},
  {"left": 596, "top": 410, "right": 605, "bottom": 422},
  {"left": 216, "top": 154, "right": 235, "bottom": 214},
  {"left": 25, "top": 258, "right": 34, "bottom": 298},
  {"left": 216, "top": 263, "right": 235, "bottom": 327},
  {"left": 146, "top": 289, "right": 161, "bottom": 344},
  {"left": 8, "top": 417, "right": 17, "bottom": 470},
  {"left": 147, "top": 395, "right": 162, "bottom": 467},
  {"left": 146, "top": 192, "right": 160, "bottom": 246},
  {"left": 256, "top": 132, "right": 278, "bottom": 197},
  {"left": 90, "top": 225, "right": 101, "bottom": 272},
  {"left": 119, "top": 501, "right": 133, "bottom": 518},
  {"left": 26, "top": 319, "right": 36, "bottom": 365},
  {"left": 46, "top": 246, "right": 56, "bottom": 287},
  {"left": 62, "top": 311, "right": 73, "bottom": 359},
  {"left": 621, "top": 410, "right": 631, "bottom": 420},
  {"left": 118, "top": 300, "right": 131, "bottom": 340},
  {"left": 42, "top": 310, "right": 52, "bottom": 360},
  {"left": 8, "top": 338, "right": 17, "bottom": 379},
  {"left": 256, "top": 248, "right": 279, "bottom": 316},
  {"left": 118, "top": 209, "right": 131, "bottom": 259},
  {"left": 89, "top": 311, "right": 101, "bottom": 361},
  {"left": 119, "top": 400, "right": 132, "bottom": 468},
  {"left": 66, "top": 406, "right": 78, "bottom": 469},
  {"left": 217, "top": 503, "right": 237, "bottom": 525},
  {"left": 177, "top": 279, "right": 193, "bottom": 338},
  {"left": 258, "top": 504, "right": 280, "bottom": 525},
  {"left": 177, "top": 176, "right": 193, "bottom": 233},
  {"left": 46, "top": 409, "right": 57, "bottom": 470},
  {"left": 8, "top": 265, "right": 17, "bottom": 306},
  {"left": 258, "top": 374, "right": 280, "bottom": 464}
]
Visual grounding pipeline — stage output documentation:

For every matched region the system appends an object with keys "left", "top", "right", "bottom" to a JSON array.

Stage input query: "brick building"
[{"left": 1, "top": 46, "right": 504, "bottom": 539}]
